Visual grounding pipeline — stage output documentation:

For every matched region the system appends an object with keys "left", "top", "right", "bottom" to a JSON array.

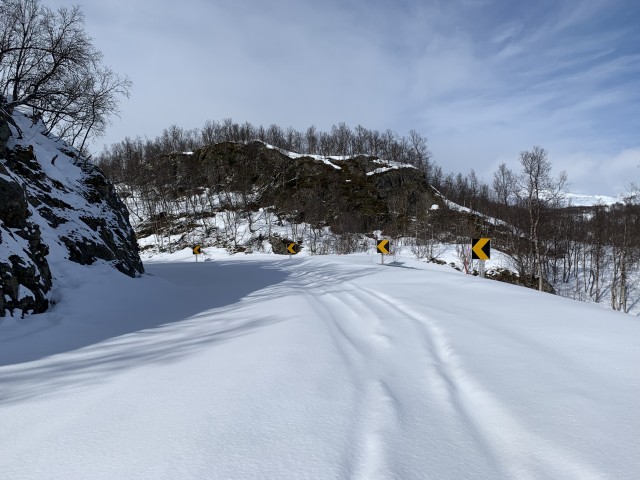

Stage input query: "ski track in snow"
[
  {"left": 291, "top": 261, "right": 608, "bottom": 480},
  {"left": 301, "top": 288, "right": 399, "bottom": 479},
  {"left": 303, "top": 278, "right": 495, "bottom": 479},
  {"left": 295, "top": 266, "right": 499, "bottom": 478},
  {"left": 363, "top": 288, "right": 607, "bottom": 480}
]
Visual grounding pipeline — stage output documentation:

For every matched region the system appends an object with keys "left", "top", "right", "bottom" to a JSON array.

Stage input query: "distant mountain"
[{"left": 564, "top": 192, "right": 622, "bottom": 207}]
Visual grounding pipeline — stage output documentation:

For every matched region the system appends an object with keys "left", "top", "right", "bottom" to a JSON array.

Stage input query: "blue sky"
[{"left": 75, "top": 0, "right": 639, "bottom": 196}]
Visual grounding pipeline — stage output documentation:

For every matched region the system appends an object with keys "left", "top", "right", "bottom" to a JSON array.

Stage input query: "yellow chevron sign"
[
  {"left": 471, "top": 238, "right": 490, "bottom": 260},
  {"left": 193, "top": 245, "right": 201, "bottom": 255},
  {"left": 287, "top": 243, "right": 300, "bottom": 254},
  {"left": 377, "top": 239, "right": 390, "bottom": 255}
]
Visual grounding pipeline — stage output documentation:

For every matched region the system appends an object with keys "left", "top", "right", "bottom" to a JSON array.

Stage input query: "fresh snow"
[
  {"left": 261, "top": 141, "right": 343, "bottom": 169},
  {"left": 1, "top": 250, "right": 638, "bottom": 480},
  {"left": 365, "top": 164, "right": 414, "bottom": 176}
]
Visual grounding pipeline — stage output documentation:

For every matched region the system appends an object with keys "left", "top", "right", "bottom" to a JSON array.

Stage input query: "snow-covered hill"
[{"left": 1, "top": 250, "right": 638, "bottom": 479}]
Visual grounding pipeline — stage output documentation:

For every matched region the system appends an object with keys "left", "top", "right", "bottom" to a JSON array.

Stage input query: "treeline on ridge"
[
  {"left": 96, "top": 119, "right": 434, "bottom": 184},
  {"left": 95, "top": 120, "right": 640, "bottom": 314}
]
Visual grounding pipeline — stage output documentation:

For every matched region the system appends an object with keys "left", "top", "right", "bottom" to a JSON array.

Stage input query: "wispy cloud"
[{"left": 81, "top": 0, "right": 640, "bottom": 195}]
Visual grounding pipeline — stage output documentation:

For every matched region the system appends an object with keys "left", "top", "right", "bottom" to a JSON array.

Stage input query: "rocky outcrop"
[
  {"left": 151, "top": 141, "right": 441, "bottom": 236},
  {"left": 0, "top": 114, "right": 143, "bottom": 317},
  {"left": 485, "top": 268, "right": 556, "bottom": 294}
]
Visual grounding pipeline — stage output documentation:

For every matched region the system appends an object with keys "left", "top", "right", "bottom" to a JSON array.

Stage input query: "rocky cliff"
[
  {"left": 0, "top": 111, "right": 143, "bottom": 317},
  {"left": 136, "top": 141, "right": 443, "bottom": 236}
]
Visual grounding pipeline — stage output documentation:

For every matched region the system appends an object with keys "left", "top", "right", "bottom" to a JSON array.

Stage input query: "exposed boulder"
[
  {"left": 0, "top": 118, "right": 10, "bottom": 149},
  {"left": 0, "top": 163, "right": 28, "bottom": 228},
  {"left": 268, "top": 234, "right": 301, "bottom": 255},
  {"left": 486, "top": 268, "right": 556, "bottom": 294}
]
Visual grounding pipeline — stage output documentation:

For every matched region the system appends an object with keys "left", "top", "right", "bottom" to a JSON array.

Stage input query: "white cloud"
[{"left": 78, "top": 0, "right": 639, "bottom": 196}]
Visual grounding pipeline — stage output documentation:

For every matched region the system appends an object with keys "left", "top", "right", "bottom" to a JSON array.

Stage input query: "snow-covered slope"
[
  {"left": 1, "top": 251, "right": 637, "bottom": 479},
  {"left": 0, "top": 111, "right": 143, "bottom": 317}
]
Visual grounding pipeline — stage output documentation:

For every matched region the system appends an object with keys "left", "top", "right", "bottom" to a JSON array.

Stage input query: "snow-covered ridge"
[
  {"left": 259, "top": 140, "right": 416, "bottom": 174},
  {"left": 564, "top": 192, "right": 622, "bottom": 207}
]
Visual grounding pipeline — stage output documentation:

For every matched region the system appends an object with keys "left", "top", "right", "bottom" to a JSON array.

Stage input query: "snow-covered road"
[{"left": 1, "top": 253, "right": 639, "bottom": 479}]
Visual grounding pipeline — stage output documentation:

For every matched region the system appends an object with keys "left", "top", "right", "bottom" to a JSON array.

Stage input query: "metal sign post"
[
  {"left": 377, "top": 239, "right": 390, "bottom": 264},
  {"left": 471, "top": 238, "right": 490, "bottom": 277},
  {"left": 471, "top": 238, "right": 490, "bottom": 261},
  {"left": 287, "top": 243, "right": 300, "bottom": 259}
]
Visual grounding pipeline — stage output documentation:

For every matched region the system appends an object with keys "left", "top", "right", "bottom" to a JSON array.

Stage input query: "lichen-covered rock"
[{"left": 0, "top": 112, "right": 143, "bottom": 317}]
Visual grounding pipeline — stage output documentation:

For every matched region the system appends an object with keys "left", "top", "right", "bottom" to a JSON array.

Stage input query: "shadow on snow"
[{"left": 0, "top": 261, "right": 289, "bottom": 367}]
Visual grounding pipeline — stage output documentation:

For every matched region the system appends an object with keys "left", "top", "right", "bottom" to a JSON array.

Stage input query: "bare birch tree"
[{"left": 515, "top": 146, "right": 567, "bottom": 291}]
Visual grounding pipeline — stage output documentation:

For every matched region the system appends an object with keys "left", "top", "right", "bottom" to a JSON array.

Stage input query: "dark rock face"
[
  {"left": 131, "top": 141, "right": 449, "bottom": 257},
  {"left": 0, "top": 118, "right": 9, "bottom": 149},
  {"left": 0, "top": 117, "right": 143, "bottom": 317},
  {"left": 73, "top": 162, "right": 143, "bottom": 277},
  {"left": 0, "top": 166, "right": 28, "bottom": 228},
  {"left": 160, "top": 141, "right": 440, "bottom": 237}
]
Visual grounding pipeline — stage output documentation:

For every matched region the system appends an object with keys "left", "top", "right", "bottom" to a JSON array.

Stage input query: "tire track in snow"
[
  {"left": 300, "top": 291, "right": 391, "bottom": 479},
  {"left": 299, "top": 270, "right": 498, "bottom": 479},
  {"left": 319, "top": 290, "right": 405, "bottom": 480},
  {"left": 353, "top": 286, "right": 508, "bottom": 477},
  {"left": 349, "top": 379, "right": 402, "bottom": 480},
  {"left": 332, "top": 285, "right": 507, "bottom": 478},
  {"left": 291, "top": 264, "right": 606, "bottom": 479},
  {"left": 298, "top": 276, "right": 405, "bottom": 479},
  {"left": 362, "top": 287, "right": 608, "bottom": 480},
  {"left": 301, "top": 289, "right": 365, "bottom": 370}
]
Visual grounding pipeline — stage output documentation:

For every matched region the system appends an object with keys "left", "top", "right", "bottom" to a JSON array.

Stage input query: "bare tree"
[
  {"left": 515, "top": 146, "right": 567, "bottom": 291},
  {"left": 493, "top": 162, "right": 516, "bottom": 207},
  {"left": 0, "top": 0, "right": 130, "bottom": 150},
  {"left": 305, "top": 125, "right": 318, "bottom": 154}
]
